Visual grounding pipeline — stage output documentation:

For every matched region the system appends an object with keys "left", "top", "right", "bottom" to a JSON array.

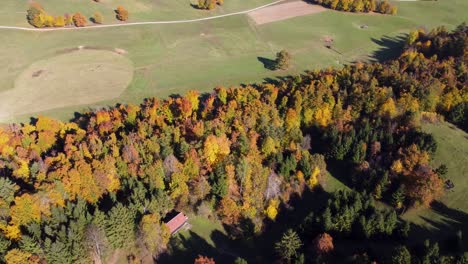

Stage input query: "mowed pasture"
[
  {"left": 0, "top": 49, "right": 133, "bottom": 120},
  {"left": 0, "top": 0, "right": 466, "bottom": 122}
]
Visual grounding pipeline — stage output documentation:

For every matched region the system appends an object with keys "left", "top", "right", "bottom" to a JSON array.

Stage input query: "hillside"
[
  {"left": 402, "top": 121, "right": 468, "bottom": 245},
  {"left": 0, "top": 0, "right": 466, "bottom": 122}
]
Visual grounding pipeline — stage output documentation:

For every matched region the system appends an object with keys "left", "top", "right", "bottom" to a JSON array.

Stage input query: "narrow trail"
[{"left": 0, "top": 0, "right": 284, "bottom": 32}]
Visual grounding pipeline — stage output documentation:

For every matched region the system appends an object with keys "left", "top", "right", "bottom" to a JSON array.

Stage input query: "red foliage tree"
[
  {"left": 313, "top": 233, "right": 334, "bottom": 255},
  {"left": 194, "top": 255, "right": 215, "bottom": 264}
]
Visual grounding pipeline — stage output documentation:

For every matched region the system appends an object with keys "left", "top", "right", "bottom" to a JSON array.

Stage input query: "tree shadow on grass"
[
  {"left": 158, "top": 231, "right": 218, "bottom": 264},
  {"left": 406, "top": 201, "right": 468, "bottom": 253},
  {"left": 323, "top": 159, "right": 355, "bottom": 190},
  {"left": 257, "top": 57, "right": 277, "bottom": 70},
  {"left": 370, "top": 34, "right": 408, "bottom": 62}
]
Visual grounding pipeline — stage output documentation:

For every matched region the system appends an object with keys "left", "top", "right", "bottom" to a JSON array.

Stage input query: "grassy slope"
[
  {"left": 402, "top": 122, "right": 468, "bottom": 244},
  {"left": 1, "top": 0, "right": 275, "bottom": 26}
]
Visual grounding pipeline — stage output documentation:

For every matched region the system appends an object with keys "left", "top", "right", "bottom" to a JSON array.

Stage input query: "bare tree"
[
  {"left": 85, "top": 225, "right": 108, "bottom": 264},
  {"left": 265, "top": 171, "right": 281, "bottom": 200}
]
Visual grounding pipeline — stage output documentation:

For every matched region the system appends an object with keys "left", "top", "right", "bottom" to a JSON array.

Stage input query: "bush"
[
  {"left": 197, "top": 0, "right": 223, "bottom": 10},
  {"left": 72, "top": 13, "right": 87, "bottom": 27},
  {"left": 275, "top": 50, "right": 292, "bottom": 70},
  {"left": 54, "top": 16, "right": 65, "bottom": 27},
  {"left": 310, "top": 0, "right": 396, "bottom": 14},
  {"left": 115, "top": 6, "right": 129, "bottom": 21},
  {"left": 92, "top": 12, "right": 103, "bottom": 24},
  {"left": 26, "top": 4, "right": 45, "bottom": 28}
]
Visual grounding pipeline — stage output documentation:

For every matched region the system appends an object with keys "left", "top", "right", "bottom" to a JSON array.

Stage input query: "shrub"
[
  {"left": 198, "top": 0, "right": 217, "bottom": 10},
  {"left": 275, "top": 50, "right": 292, "bottom": 70},
  {"left": 72, "top": 12, "right": 87, "bottom": 27},
  {"left": 115, "top": 6, "right": 129, "bottom": 21},
  {"left": 54, "top": 16, "right": 65, "bottom": 27},
  {"left": 26, "top": 4, "right": 46, "bottom": 28},
  {"left": 92, "top": 12, "right": 103, "bottom": 24}
]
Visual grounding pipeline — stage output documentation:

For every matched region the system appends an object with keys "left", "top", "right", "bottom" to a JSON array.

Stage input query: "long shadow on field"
[
  {"left": 158, "top": 231, "right": 221, "bottom": 264},
  {"left": 370, "top": 34, "right": 408, "bottom": 62},
  {"left": 406, "top": 201, "right": 468, "bottom": 253},
  {"left": 258, "top": 56, "right": 277, "bottom": 70}
]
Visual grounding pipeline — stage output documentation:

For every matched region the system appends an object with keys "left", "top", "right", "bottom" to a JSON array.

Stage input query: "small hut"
[{"left": 164, "top": 212, "right": 188, "bottom": 235}]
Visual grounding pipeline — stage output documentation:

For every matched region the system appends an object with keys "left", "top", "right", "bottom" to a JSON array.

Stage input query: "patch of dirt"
[
  {"left": 323, "top": 35, "right": 334, "bottom": 42},
  {"left": 114, "top": 48, "right": 127, "bottom": 54},
  {"left": 248, "top": 1, "right": 326, "bottom": 25},
  {"left": 56, "top": 46, "right": 128, "bottom": 56},
  {"left": 32, "top": 70, "right": 44, "bottom": 78}
]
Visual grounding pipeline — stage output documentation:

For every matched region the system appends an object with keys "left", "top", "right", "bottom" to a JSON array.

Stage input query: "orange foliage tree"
[
  {"left": 115, "top": 6, "right": 129, "bottom": 21},
  {"left": 194, "top": 255, "right": 215, "bottom": 264},
  {"left": 72, "top": 12, "right": 87, "bottom": 27}
]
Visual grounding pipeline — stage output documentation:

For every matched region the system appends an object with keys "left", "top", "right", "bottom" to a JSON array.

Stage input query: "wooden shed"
[{"left": 164, "top": 212, "right": 188, "bottom": 235}]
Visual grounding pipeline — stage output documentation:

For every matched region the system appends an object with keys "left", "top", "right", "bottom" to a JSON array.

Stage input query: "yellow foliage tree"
[
  {"left": 261, "top": 136, "right": 277, "bottom": 156},
  {"left": 54, "top": 16, "right": 65, "bottom": 27},
  {"left": 186, "top": 90, "right": 200, "bottom": 111},
  {"left": 12, "top": 159, "right": 30, "bottom": 180},
  {"left": 203, "top": 134, "right": 231, "bottom": 165},
  {"left": 169, "top": 171, "right": 189, "bottom": 206},
  {"left": 391, "top": 159, "right": 403, "bottom": 174},
  {"left": 397, "top": 93, "right": 420, "bottom": 113},
  {"left": 5, "top": 249, "right": 32, "bottom": 264},
  {"left": 379, "top": 98, "right": 397, "bottom": 118},
  {"left": 314, "top": 103, "right": 332, "bottom": 127},
  {"left": 10, "top": 194, "right": 41, "bottom": 226},
  {"left": 140, "top": 213, "right": 171, "bottom": 257},
  {"left": 4, "top": 224, "right": 22, "bottom": 240},
  {"left": 265, "top": 199, "right": 280, "bottom": 221},
  {"left": 307, "top": 167, "right": 320, "bottom": 189},
  {"left": 63, "top": 161, "right": 102, "bottom": 203},
  {"left": 285, "top": 108, "right": 300, "bottom": 131}
]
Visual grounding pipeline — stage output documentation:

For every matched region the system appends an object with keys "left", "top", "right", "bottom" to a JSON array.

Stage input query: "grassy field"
[
  {"left": 0, "top": 0, "right": 466, "bottom": 123},
  {"left": 1, "top": 0, "right": 275, "bottom": 26},
  {"left": 402, "top": 121, "right": 468, "bottom": 244},
  {"left": 0, "top": 49, "right": 133, "bottom": 120}
]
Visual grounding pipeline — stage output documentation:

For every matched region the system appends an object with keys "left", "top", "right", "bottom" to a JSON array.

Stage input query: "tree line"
[
  {"left": 0, "top": 24, "right": 466, "bottom": 263},
  {"left": 308, "top": 0, "right": 397, "bottom": 15},
  {"left": 26, "top": 2, "right": 129, "bottom": 28},
  {"left": 197, "top": 0, "right": 224, "bottom": 10}
]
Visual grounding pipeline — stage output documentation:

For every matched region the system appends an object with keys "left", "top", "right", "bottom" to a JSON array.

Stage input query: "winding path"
[{"left": 0, "top": 0, "right": 284, "bottom": 32}]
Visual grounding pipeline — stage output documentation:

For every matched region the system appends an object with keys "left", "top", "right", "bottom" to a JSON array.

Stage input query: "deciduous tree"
[
  {"left": 275, "top": 50, "right": 292, "bottom": 70},
  {"left": 72, "top": 12, "right": 87, "bottom": 27},
  {"left": 92, "top": 12, "right": 103, "bottom": 24},
  {"left": 115, "top": 6, "right": 129, "bottom": 21},
  {"left": 313, "top": 233, "right": 334, "bottom": 255}
]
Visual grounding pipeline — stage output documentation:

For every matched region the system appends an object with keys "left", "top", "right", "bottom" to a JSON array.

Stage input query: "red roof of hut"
[{"left": 165, "top": 212, "right": 188, "bottom": 234}]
